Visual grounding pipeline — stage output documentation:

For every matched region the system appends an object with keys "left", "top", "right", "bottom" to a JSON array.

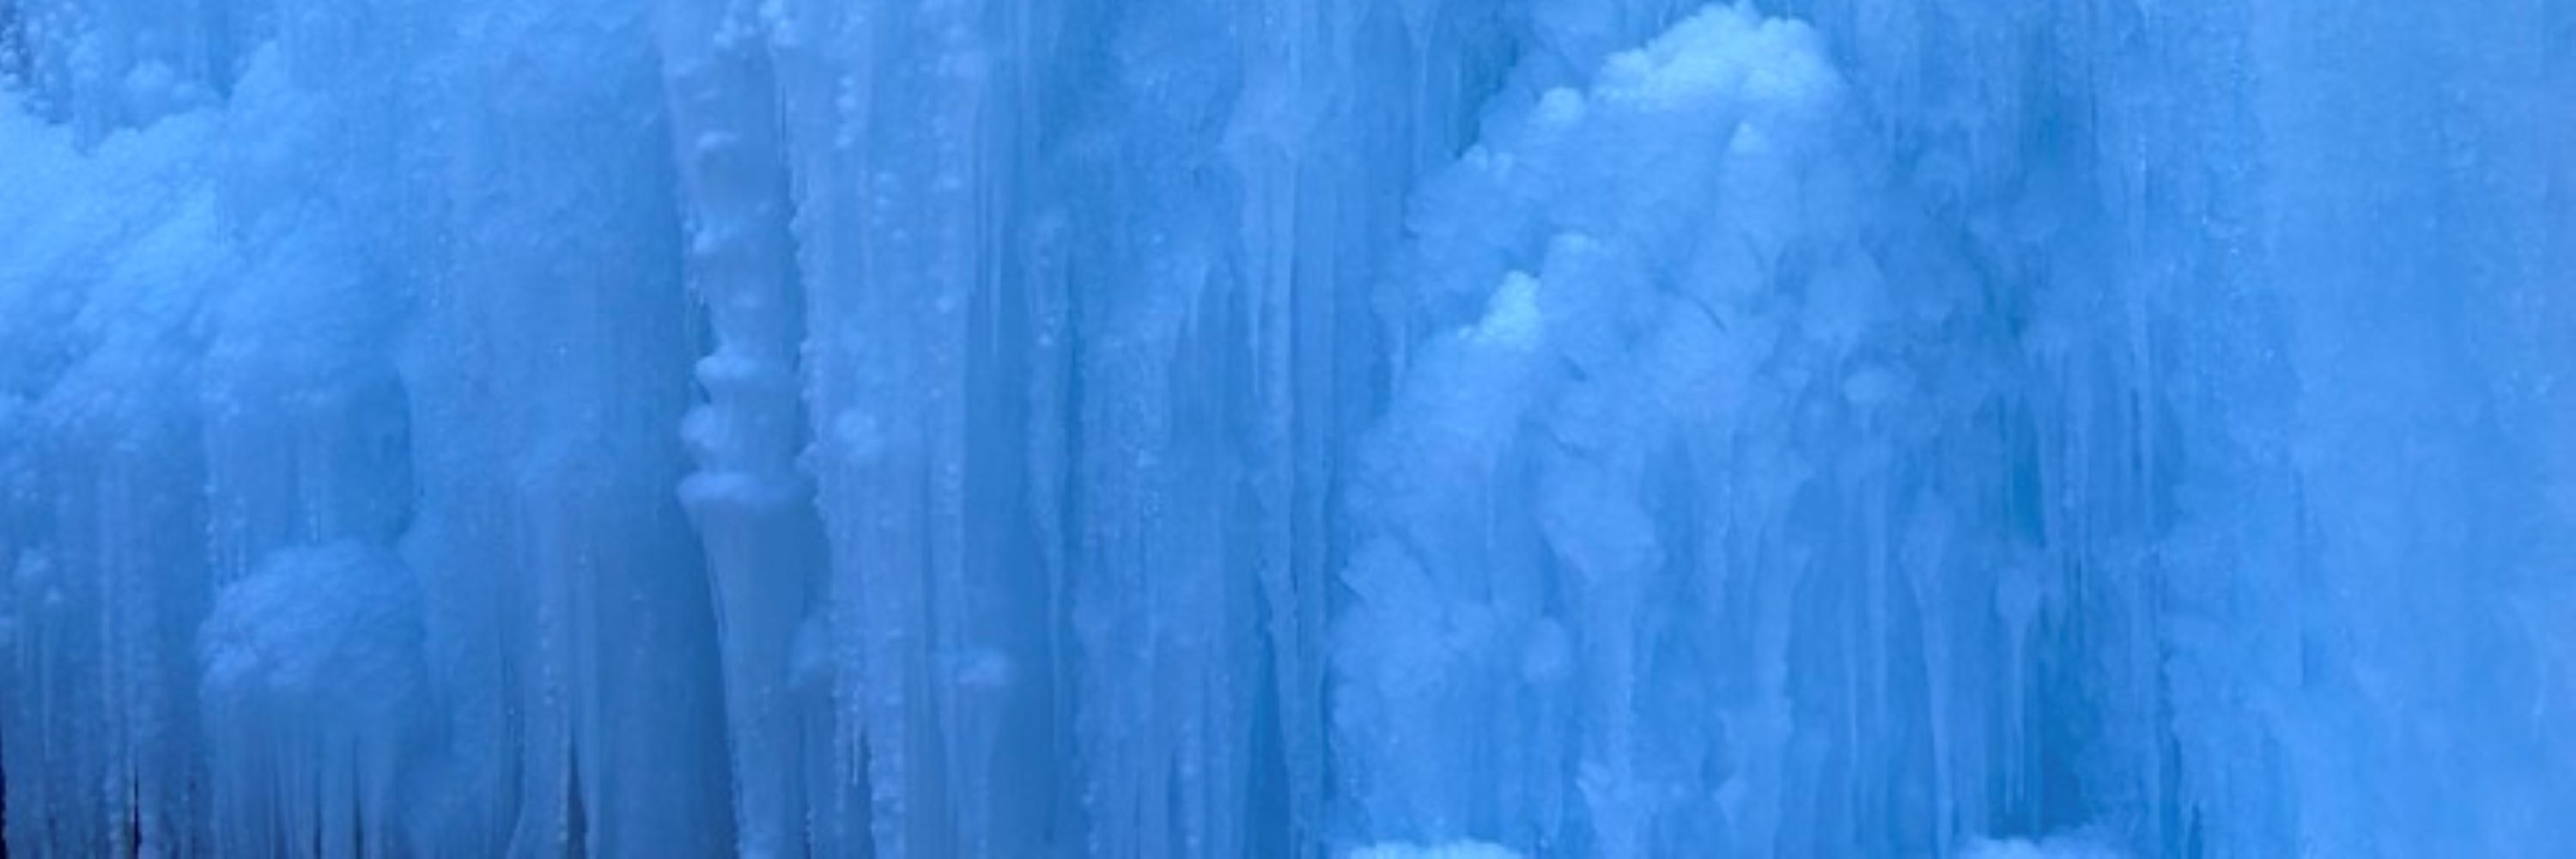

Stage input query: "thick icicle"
[{"left": 657, "top": 1, "right": 829, "bottom": 855}]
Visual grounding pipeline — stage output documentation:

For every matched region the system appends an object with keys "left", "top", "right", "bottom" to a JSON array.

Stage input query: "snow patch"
[
  {"left": 198, "top": 541, "right": 424, "bottom": 713},
  {"left": 1346, "top": 841, "right": 1524, "bottom": 859},
  {"left": 1960, "top": 834, "right": 2127, "bottom": 859}
]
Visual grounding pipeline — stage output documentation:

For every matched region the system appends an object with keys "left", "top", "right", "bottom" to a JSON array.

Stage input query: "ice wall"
[{"left": 2, "top": 0, "right": 2570, "bottom": 856}]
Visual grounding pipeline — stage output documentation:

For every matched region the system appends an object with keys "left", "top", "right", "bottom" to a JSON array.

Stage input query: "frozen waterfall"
[{"left": 2, "top": 0, "right": 2572, "bottom": 856}]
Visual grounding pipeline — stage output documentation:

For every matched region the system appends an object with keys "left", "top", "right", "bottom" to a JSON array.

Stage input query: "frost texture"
[{"left": 3, "top": 0, "right": 2573, "bottom": 856}]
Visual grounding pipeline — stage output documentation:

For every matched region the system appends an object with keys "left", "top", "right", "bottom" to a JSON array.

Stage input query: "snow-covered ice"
[{"left": 3, "top": 0, "right": 2572, "bottom": 856}]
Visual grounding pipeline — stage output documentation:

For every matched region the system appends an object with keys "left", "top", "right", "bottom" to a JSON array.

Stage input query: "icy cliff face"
[{"left": 1, "top": 0, "right": 2571, "bottom": 856}]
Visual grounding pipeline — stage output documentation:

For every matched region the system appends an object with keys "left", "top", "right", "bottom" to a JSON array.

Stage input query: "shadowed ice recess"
[{"left": 2, "top": 0, "right": 2572, "bottom": 856}]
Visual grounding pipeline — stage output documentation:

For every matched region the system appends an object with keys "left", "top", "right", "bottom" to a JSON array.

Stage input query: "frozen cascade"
[{"left": 1, "top": 0, "right": 2571, "bottom": 857}]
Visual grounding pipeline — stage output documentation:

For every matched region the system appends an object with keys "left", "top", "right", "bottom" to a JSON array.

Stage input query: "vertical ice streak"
[
  {"left": 775, "top": 0, "right": 1066, "bottom": 854},
  {"left": 2246, "top": 1, "right": 2576, "bottom": 851},
  {"left": 1057, "top": 3, "right": 1255, "bottom": 854},
  {"left": 402, "top": 2, "right": 733, "bottom": 854},
  {"left": 657, "top": 1, "right": 829, "bottom": 855}
]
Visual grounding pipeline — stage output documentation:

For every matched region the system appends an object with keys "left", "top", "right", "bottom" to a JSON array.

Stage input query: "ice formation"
[{"left": 2, "top": 0, "right": 2571, "bottom": 856}]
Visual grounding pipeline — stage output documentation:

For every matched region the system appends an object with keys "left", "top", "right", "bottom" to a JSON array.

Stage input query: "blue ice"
[{"left": 3, "top": 0, "right": 2572, "bottom": 856}]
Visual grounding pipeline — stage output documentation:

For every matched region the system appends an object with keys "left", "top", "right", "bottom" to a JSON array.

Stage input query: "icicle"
[{"left": 658, "top": 0, "right": 829, "bottom": 854}]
